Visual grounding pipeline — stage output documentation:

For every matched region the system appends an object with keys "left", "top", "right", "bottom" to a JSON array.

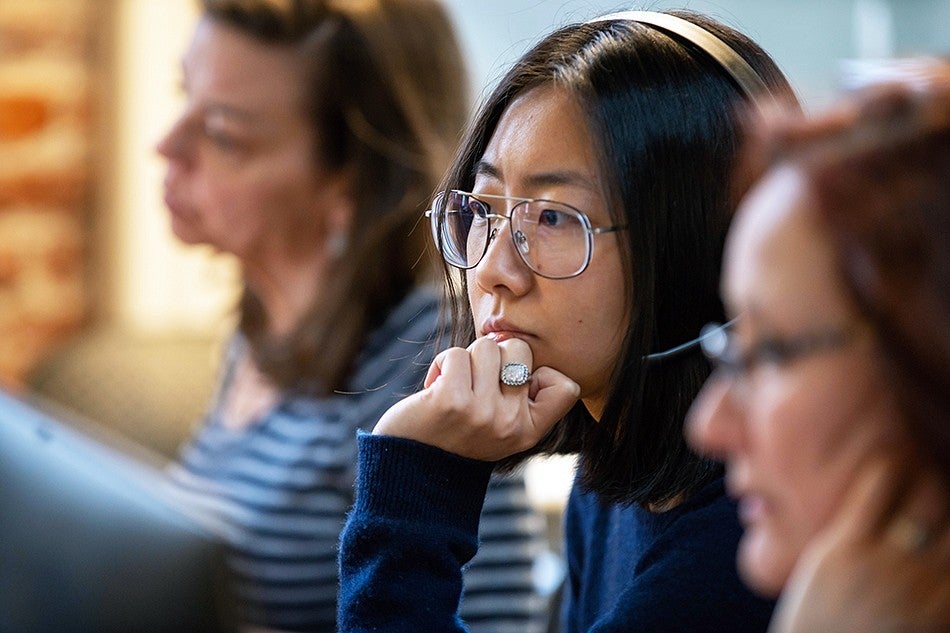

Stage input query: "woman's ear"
[{"left": 321, "top": 165, "right": 356, "bottom": 259}]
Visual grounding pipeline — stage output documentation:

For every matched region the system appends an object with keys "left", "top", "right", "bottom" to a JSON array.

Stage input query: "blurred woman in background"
[
  {"left": 688, "top": 62, "right": 950, "bottom": 633},
  {"left": 158, "top": 1, "right": 549, "bottom": 630}
]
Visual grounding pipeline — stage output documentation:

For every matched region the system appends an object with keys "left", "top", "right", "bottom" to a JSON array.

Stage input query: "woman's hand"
[
  {"left": 372, "top": 337, "right": 580, "bottom": 461},
  {"left": 769, "top": 455, "right": 950, "bottom": 633}
]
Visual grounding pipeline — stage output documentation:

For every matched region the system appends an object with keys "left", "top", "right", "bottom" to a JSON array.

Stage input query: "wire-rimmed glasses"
[
  {"left": 425, "top": 190, "right": 627, "bottom": 280},
  {"left": 699, "top": 319, "right": 860, "bottom": 376}
]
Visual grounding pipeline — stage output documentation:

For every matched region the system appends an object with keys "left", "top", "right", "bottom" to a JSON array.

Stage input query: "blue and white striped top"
[{"left": 169, "top": 287, "right": 550, "bottom": 632}]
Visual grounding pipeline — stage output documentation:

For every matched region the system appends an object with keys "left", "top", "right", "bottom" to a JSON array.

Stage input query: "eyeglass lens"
[
  {"left": 432, "top": 191, "right": 591, "bottom": 279},
  {"left": 701, "top": 320, "right": 857, "bottom": 377}
]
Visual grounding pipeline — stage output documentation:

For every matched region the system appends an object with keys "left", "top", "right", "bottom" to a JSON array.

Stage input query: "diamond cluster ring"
[{"left": 500, "top": 362, "right": 531, "bottom": 387}]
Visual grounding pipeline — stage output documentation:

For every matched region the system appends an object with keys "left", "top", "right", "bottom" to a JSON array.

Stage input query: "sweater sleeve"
[{"left": 338, "top": 433, "right": 495, "bottom": 633}]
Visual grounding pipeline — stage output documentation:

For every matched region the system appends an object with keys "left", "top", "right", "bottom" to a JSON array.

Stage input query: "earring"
[{"left": 327, "top": 231, "right": 349, "bottom": 260}]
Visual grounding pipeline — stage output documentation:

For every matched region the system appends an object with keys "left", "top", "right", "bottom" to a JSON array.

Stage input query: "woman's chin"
[
  {"left": 737, "top": 526, "right": 795, "bottom": 598},
  {"left": 168, "top": 220, "right": 209, "bottom": 247}
]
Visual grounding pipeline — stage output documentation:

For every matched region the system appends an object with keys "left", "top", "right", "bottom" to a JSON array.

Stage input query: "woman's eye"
[
  {"left": 755, "top": 339, "right": 792, "bottom": 365},
  {"left": 538, "top": 208, "right": 563, "bottom": 227},
  {"left": 205, "top": 127, "right": 238, "bottom": 151},
  {"left": 463, "top": 198, "right": 490, "bottom": 219}
]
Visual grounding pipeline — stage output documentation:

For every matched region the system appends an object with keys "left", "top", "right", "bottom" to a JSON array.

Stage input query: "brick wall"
[{"left": 0, "top": 0, "right": 95, "bottom": 388}]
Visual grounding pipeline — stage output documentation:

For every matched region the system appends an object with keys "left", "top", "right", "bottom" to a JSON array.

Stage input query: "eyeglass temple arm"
[{"left": 643, "top": 317, "right": 739, "bottom": 362}]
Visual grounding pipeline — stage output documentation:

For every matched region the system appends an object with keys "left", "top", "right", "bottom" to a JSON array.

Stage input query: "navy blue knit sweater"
[
  {"left": 561, "top": 470, "right": 775, "bottom": 631},
  {"left": 339, "top": 433, "right": 775, "bottom": 632}
]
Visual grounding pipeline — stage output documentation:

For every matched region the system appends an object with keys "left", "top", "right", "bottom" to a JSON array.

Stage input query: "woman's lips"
[
  {"left": 481, "top": 317, "right": 533, "bottom": 339},
  {"left": 737, "top": 494, "right": 768, "bottom": 527},
  {"left": 164, "top": 191, "right": 183, "bottom": 215},
  {"left": 484, "top": 330, "right": 528, "bottom": 342},
  {"left": 163, "top": 190, "right": 196, "bottom": 222}
]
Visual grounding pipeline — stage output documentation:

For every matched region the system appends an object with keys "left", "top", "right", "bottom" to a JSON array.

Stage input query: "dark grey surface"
[{"left": 0, "top": 389, "right": 236, "bottom": 633}]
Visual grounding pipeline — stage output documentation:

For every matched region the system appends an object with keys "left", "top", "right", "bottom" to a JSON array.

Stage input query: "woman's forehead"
[
  {"left": 478, "top": 86, "right": 601, "bottom": 190},
  {"left": 725, "top": 166, "right": 851, "bottom": 326}
]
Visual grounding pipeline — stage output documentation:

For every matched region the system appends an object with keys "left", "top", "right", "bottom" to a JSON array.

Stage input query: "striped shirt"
[{"left": 169, "top": 287, "right": 550, "bottom": 632}]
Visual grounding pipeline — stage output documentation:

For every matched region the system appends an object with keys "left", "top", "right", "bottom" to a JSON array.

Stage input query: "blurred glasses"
[
  {"left": 699, "top": 319, "right": 860, "bottom": 379},
  {"left": 425, "top": 190, "right": 627, "bottom": 279}
]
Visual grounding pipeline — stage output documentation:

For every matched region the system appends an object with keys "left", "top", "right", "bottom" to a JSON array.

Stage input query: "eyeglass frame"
[
  {"left": 424, "top": 189, "right": 628, "bottom": 280},
  {"left": 698, "top": 318, "right": 861, "bottom": 378}
]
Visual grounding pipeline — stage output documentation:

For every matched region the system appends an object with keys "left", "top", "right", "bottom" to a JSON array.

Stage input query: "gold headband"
[{"left": 587, "top": 10, "right": 773, "bottom": 111}]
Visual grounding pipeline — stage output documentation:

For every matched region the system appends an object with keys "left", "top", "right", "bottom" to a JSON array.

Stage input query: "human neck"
[
  {"left": 242, "top": 246, "right": 332, "bottom": 337},
  {"left": 583, "top": 397, "right": 685, "bottom": 513},
  {"left": 646, "top": 494, "right": 684, "bottom": 513},
  {"left": 583, "top": 394, "right": 607, "bottom": 422}
]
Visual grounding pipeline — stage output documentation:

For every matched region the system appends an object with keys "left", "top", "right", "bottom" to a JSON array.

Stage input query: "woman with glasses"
[
  {"left": 687, "top": 67, "right": 950, "bottom": 632},
  {"left": 157, "top": 1, "right": 549, "bottom": 630},
  {"left": 338, "top": 10, "right": 798, "bottom": 632}
]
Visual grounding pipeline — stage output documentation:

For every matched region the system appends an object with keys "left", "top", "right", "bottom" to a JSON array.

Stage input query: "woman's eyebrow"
[
  {"left": 523, "top": 170, "right": 596, "bottom": 190},
  {"left": 474, "top": 159, "right": 597, "bottom": 190},
  {"left": 473, "top": 160, "right": 501, "bottom": 180}
]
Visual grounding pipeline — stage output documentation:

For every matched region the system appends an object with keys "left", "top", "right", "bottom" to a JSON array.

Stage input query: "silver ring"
[{"left": 500, "top": 362, "right": 531, "bottom": 387}]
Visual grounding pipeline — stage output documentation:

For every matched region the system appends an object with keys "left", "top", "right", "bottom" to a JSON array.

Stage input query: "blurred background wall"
[
  {"left": 0, "top": 1, "right": 96, "bottom": 386},
  {"left": 1, "top": 0, "right": 947, "bottom": 456}
]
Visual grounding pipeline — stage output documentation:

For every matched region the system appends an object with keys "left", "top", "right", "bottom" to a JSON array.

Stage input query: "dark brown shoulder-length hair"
[
  {"left": 736, "top": 63, "right": 950, "bottom": 484},
  {"left": 202, "top": 0, "right": 470, "bottom": 394},
  {"left": 436, "top": 11, "right": 798, "bottom": 506}
]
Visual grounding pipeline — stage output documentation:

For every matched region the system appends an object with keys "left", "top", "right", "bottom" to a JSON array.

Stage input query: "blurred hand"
[
  {"left": 769, "top": 455, "right": 950, "bottom": 633},
  {"left": 372, "top": 337, "right": 580, "bottom": 461}
]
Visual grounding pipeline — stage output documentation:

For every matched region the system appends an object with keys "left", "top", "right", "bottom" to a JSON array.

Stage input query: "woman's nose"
[
  {"left": 470, "top": 220, "right": 533, "bottom": 295},
  {"left": 686, "top": 375, "right": 745, "bottom": 460},
  {"left": 156, "top": 116, "right": 190, "bottom": 161}
]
